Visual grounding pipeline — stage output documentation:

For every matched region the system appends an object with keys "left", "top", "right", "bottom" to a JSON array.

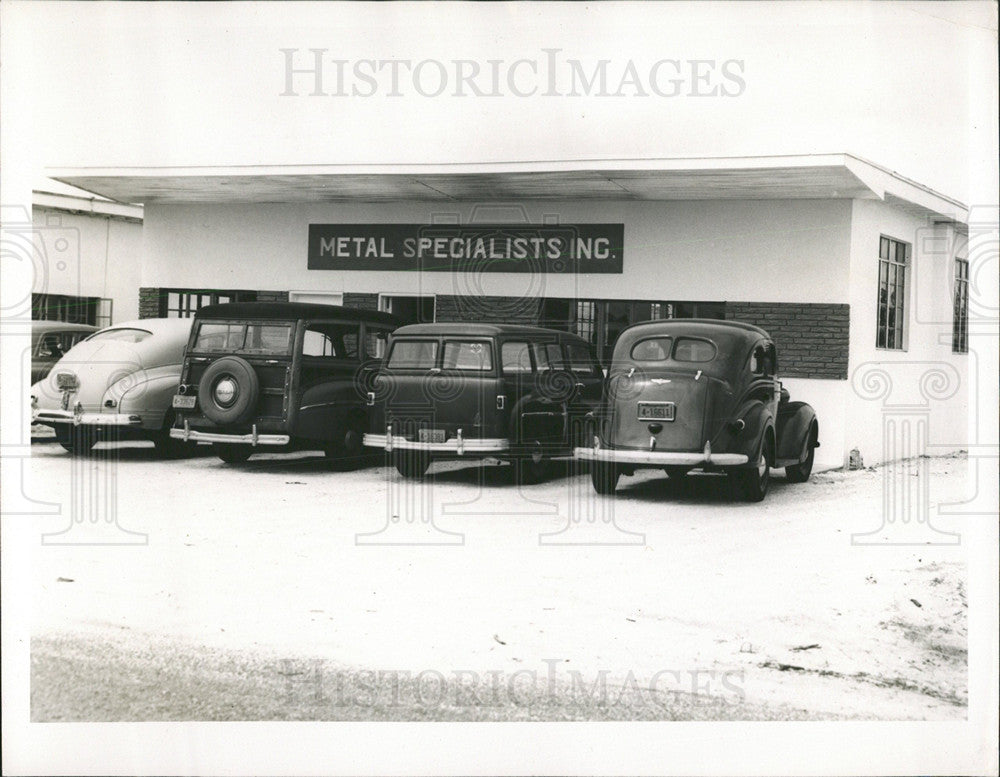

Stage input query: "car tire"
[
  {"left": 198, "top": 356, "right": 260, "bottom": 426},
  {"left": 732, "top": 435, "right": 773, "bottom": 502},
  {"left": 56, "top": 425, "right": 97, "bottom": 455},
  {"left": 590, "top": 460, "right": 620, "bottom": 495},
  {"left": 214, "top": 443, "right": 253, "bottom": 464},
  {"left": 785, "top": 425, "right": 816, "bottom": 483},
  {"left": 393, "top": 449, "right": 430, "bottom": 479},
  {"left": 326, "top": 416, "right": 366, "bottom": 471}
]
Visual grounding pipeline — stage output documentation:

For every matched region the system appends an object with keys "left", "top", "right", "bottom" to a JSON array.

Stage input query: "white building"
[
  {"left": 30, "top": 181, "right": 144, "bottom": 325},
  {"left": 51, "top": 153, "right": 969, "bottom": 470}
]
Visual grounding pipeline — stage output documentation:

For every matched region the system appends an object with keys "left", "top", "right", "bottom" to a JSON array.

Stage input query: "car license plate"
[
  {"left": 418, "top": 428, "right": 446, "bottom": 444},
  {"left": 172, "top": 394, "right": 197, "bottom": 409},
  {"left": 637, "top": 402, "right": 675, "bottom": 421}
]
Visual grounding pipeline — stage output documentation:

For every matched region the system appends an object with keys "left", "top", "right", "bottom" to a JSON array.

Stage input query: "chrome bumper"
[
  {"left": 33, "top": 410, "right": 142, "bottom": 427},
  {"left": 364, "top": 428, "right": 509, "bottom": 455},
  {"left": 169, "top": 420, "right": 289, "bottom": 447},
  {"left": 574, "top": 445, "right": 748, "bottom": 467}
]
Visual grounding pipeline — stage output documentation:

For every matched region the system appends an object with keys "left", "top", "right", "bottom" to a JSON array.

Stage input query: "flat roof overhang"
[{"left": 49, "top": 153, "right": 967, "bottom": 225}]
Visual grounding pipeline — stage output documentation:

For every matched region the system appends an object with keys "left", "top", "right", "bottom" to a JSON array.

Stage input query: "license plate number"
[
  {"left": 418, "top": 428, "right": 446, "bottom": 444},
  {"left": 638, "top": 402, "right": 675, "bottom": 421},
  {"left": 172, "top": 394, "right": 197, "bottom": 409}
]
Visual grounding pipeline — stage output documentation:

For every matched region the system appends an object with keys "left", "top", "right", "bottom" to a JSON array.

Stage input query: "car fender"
[
  {"left": 776, "top": 401, "right": 818, "bottom": 462},
  {"left": 731, "top": 398, "right": 774, "bottom": 462},
  {"left": 111, "top": 366, "right": 182, "bottom": 430}
]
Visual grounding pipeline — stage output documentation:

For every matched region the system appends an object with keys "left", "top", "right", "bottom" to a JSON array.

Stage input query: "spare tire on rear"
[{"left": 198, "top": 356, "right": 260, "bottom": 426}]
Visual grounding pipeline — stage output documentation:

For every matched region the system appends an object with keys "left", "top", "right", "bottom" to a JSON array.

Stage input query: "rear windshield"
[
  {"left": 673, "top": 337, "right": 717, "bottom": 362},
  {"left": 387, "top": 340, "right": 438, "bottom": 369},
  {"left": 87, "top": 328, "right": 152, "bottom": 344},
  {"left": 193, "top": 322, "right": 293, "bottom": 355},
  {"left": 630, "top": 337, "right": 672, "bottom": 361}
]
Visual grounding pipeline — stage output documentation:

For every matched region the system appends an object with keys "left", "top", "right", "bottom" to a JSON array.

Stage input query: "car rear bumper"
[
  {"left": 33, "top": 409, "right": 143, "bottom": 427},
  {"left": 169, "top": 420, "right": 290, "bottom": 446},
  {"left": 363, "top": 431, "right": 509, "bottom": 455},
  {"left": 574, "top": 445, "right": 749, "bottom": 466}
]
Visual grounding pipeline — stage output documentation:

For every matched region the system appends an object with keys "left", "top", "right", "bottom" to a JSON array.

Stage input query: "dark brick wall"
[
  {"left": 435, "top": 295, "right": 542, "bottom": 325},
  {"left": 724, "top": 302, "right": 849, "bottom": 379},
  {"left": 138, "top": 287, "right": 161, "bottom": 319},
  {"left": 343, "top": 292, "right": 379, "bottom": 311}
]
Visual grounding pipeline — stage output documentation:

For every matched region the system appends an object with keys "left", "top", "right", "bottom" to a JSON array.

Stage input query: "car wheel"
[
  {"left": 56, "top": 425, "right": 97, "bottom": 455},
  {"left": 590, "top": 460, "right": 620, "bottom": 495},
  {"left": 198, "top": 356, "right": 260, "bottom": 426},
  {"left": 326, "top": 417, "right": 365, "bottom": 471},
  {"left": 732, "top": 436, "right": 772, "bottom": 502},
  {"left": 393, "top": 450, "right": 430, "bottom": 479},
  {"left": 214, "top": 443, "right": 253, "bottom": 464},
  {"left": 785, "top": 426, "right": 816, "bottom": 483}
]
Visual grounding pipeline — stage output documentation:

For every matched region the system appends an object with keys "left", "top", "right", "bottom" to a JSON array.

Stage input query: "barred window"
[
  {"left": 161, "top": 289, "right": 254, "bottom": 318},
  {"left": 876, "top": 236, "right": 909, "bottom": 350},
  {"left": 952, "top": 257, "right": 969, "bottom": 353}
]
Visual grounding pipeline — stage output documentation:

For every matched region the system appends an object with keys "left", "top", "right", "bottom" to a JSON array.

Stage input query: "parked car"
[
  {"left": 170, "top": 302, "right": 399, "bottom": 467},
  {"left": 575, "top": 319, "right": 819, "bottom": 501},
  {"left": 31, "top": 318, "right": 194, "bottom": 455},
  {"left": 363, "top": 323, "right": 605, "bottom": 481},
  {"left": 31, "top": 320, "right": 98, "bottom": 384}
]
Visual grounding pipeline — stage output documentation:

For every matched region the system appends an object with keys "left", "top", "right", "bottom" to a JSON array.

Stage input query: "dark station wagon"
[
  {"left": 170, "top": 302, "right": 399, "bottom": 466},
  {"left": 575, "top": 319, "right": 819, "bottom": 501},
  {"left": 363, "top": 323, "right": 605, "bottom": 480}
]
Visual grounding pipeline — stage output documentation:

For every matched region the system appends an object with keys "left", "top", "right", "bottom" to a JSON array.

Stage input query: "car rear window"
[
  {"left": 193, "top": 322, "right": 293, "bottom": 355},
  {"left": 630, "top": 337, "right": 672, "bottom": 361},
  {"left": 673, "top": 337, "right": 717, "bottom": 362},
  {"left": 86, "top": 328, "right": 152, "bottom": 344},
  {"left": 442, "top": 341, "right": 493, "bottom": 371},
  {"left": 387, "top": 340, "right": 438, "bottom": 369}
]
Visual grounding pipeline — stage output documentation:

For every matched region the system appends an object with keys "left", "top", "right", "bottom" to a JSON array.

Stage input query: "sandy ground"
[{"left": 27, "top": 441, "right": 969, "bottom": 720}]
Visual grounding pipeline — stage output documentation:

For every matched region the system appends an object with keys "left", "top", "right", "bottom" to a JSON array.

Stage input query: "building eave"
[{"left": 48, "top": 153, "right": 966, "bottom": 224}]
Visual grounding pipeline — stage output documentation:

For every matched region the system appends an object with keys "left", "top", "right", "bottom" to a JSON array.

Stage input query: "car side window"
[
  {"left": 302, "top": 322, "right": 360, "bottom": 359},
  {"left": 364, "top": 326, "right": 392, "bottom": 359},
  {"left": 532, "top": 342, "right": 565, "bottom": 371},
  {"left": 565, "top": 343, "right": 600, "bottom": 376},
  {"left": 750, "top": 345, "right": 773, "bottom": 375},
  {"left": 36, "top": 335, "right": 65, "bottom": 358},
  {"left": 442, "top": 341, "right": 493, "bottom": 371},
  {"left": 501, "top": 341, "right": 532, "bottom": 374}
]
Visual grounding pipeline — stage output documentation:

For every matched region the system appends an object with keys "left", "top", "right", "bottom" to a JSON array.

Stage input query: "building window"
[
  {"left": 876, "top": 236, "right": 909, "bottom": 350},
  {"left": 32, "top": 293, "right": 111, "bottom": 326},
  {"left": 160, "top": 289, "right": 253, "bottom": 318},
  {"left": 952, "top": 257, "right": 969, "bottom": 354}
]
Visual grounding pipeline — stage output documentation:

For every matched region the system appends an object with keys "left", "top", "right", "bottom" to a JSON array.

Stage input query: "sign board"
[{"left": 308, "top": 223, "right": 624, "bottom": 273}]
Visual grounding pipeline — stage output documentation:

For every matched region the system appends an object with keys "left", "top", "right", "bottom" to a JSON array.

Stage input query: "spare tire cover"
[{"left": 198, "top": 356, "right": 260, "bottom": 426}]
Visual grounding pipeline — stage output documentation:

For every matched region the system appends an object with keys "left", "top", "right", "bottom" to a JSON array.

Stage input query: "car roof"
[
  {"left": 32, "top": 320, "right": 98, "bottom": 335},
  {"left": 392, "top": 322, "right": 591, "bottom": 345},
  {"left": 94, "top": 317, "right": 195, "bottom": 338},
  {"left": 195, "top": 301, "right": 400, "bottom": 326},
  {"left": 619, "top": 318, "right": 771, "bottom": 340}
]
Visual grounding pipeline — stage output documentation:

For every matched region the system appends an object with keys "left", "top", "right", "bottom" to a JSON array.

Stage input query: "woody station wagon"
[
  {"left": 170, "top": 302, "right": 399, "bottom": 466},
  {"left": 575, "top": 319, "right": 819, "bottom": 501},
  {"left": 363, "top": 323, "right": 605, "bottom": 480}
]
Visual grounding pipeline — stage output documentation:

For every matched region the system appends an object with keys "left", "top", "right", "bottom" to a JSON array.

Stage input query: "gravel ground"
[{"left": 28, "top": 441, "right": 969, "bottom": 721}]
